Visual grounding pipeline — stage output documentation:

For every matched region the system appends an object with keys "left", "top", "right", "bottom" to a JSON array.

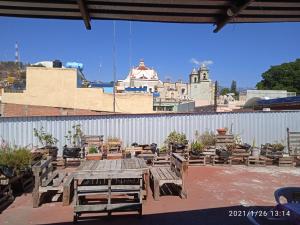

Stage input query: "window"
[
  {"left": 203, "top": 73, "right": 207, "bottom": 80},
  {"left": 181, "top": 88, "right": 185, "bottom": 94},
  {"left": 194, "top": 77, "right": 197, "bottom": 83}
]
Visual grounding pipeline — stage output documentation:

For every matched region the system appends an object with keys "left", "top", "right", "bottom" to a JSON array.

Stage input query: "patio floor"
[{"left": 0, "top": 165, "right": 299, "bottom": 225}]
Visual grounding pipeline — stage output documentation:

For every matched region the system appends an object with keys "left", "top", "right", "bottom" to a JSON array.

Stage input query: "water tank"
[
  {"left": 65, "top": 62, "right": 83, "bottom": 71},
  {"left": 53, "top": 60, "right": 62, "bottom": 68}
]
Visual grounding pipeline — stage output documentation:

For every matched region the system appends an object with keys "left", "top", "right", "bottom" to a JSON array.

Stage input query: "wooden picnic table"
[
  {"left": 76, "top": 158, "right": 149, "bottom": 198},
  {"left": 72, "top": 158, "right": 149, "bottom": 221}
]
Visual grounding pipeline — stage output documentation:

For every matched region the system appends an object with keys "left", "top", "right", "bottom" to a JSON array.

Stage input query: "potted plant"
[
  {"left": 106, "top": 137, "right": 122, "bottom": 152},
  {"left": 217, "top": 127, "right": 228, "bottom": 136},
  {"left": 85, "top": 146, "right": 102, "bottom": 160},
  {"left": 63, "top": 124, "right": 84, "bottom": 159},
  {"left": 158, "top": 145, "right": 168, "bottom": 157},
  {"left": 0, "top": 145, "right": 32, "bottom": 185},
  {"left": 198, "top": 131, "right": 216, "bottom": 148},
  {"left": 272, "top": 143, "right": 285, "bottom": 152},
  {"left": 164, "top": 131, "right": 188, "bottom": 153},
  {"left": 190, "top": 141, "right": 204, "bottom": 158},
  {"left": 251, "top": 139, "right": 260, "bottom": 157},
  {"left": 33, "top": 127, "right": 58, "bottom": 160}
]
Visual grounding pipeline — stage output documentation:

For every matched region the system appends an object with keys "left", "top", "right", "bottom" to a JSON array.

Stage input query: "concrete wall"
[
  {"left": 177, "top": 101, "right": 195, "bottom": 113},
  {"left": 2, "top": 67, "right": 153, "bottom": 114}
]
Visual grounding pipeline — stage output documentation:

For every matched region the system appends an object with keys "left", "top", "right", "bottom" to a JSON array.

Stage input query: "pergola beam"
[
  {"left": 77, "top": 0, "right": 91, "bottom": 30},
  {"left": 214, "top": 0, "right": 254, "bottom": 33}
]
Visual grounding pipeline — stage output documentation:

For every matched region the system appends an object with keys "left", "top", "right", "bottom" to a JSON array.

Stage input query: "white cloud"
[
  {"left": 190, "top": 58, "right": 214, "bottom": 67},
  {"left": 190, "top": 58, "right": 200, "bottom": 66},
  {"left": 201, "top": 60, "right": 213, "bottom": 66}
]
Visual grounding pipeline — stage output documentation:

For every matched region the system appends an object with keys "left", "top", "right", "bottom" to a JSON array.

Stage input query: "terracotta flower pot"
[{"left": 217, "top": 128, "right": 227, "bottom": 136}]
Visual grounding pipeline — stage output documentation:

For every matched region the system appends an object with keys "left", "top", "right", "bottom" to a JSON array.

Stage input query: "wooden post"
[
  {"left": 32, "top": 168, "right": 41, "bottom": 208},
  {"left": 153, "top": 179, "right": 160, "bottom": 201}
]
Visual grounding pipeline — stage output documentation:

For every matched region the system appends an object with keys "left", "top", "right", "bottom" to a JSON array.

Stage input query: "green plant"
[
  {"left": 197, "top": 131, "right": 216, "bottom": 147},
  {"left": 272, "top": 143, "right": 285, "bottom": 152},
  {"left": 65, "top": 124, "right": 84, "bottom": 147},
  {"left": 252, "top": 138, "right": 256, "bottom": 148},
  {"left": 88, "top": 146, "right": 98, "bottom": 154},
  {"left": 0, "top": 146, "right": 32, "bottom": 174},
  {"left": 34, "top": 127, "right": 58, "bottom": 147},
  {"left": 191, "top": 141, "right": 204, "bottom": 152},
  {"left": 159, "top": 145, "right": 167, "bottom": 153},
  {"left": 164, "top": 131, "right": 188, "bottom": 146}
]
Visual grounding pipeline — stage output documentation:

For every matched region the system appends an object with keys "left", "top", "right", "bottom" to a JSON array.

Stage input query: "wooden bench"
[
  {"left": 150, "top": 153, "right": 188, "bottom": 200},
  {"left": 73, "top": 171, "right": 143, "bottom": 222},
  {"left": 287, "top": 128, "right": 300, "bottom": 156},
  {"left": 32, "top": 157, "right": 69, "bottom": 207}
]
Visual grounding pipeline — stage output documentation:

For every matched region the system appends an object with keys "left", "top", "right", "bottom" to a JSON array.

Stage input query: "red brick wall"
[{"left": 1, "top": 103, "right": 111, "bottom": 117}]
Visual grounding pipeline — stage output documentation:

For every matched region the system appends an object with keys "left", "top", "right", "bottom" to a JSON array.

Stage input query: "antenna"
[
  {"left": 112, "top": 21, "right": 116, "bottom": 113},
  {"left": 15, "top": 42, "right": 20, "bottom": 64},
  {"left": 129, "top": 21, "right": 132, "bottom": 69}
]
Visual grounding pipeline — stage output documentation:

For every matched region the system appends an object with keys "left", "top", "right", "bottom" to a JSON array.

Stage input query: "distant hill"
[{"left": 0, "top": 61, "right": 27, "bottom": 88}]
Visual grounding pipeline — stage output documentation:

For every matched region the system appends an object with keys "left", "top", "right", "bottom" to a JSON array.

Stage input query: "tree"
[
  {"left": 256, "top": 59, "right": 300, "bottom": 94},
  {"left": 230, "top": 80, "right": 237, "bottom": 94},
  {"left": 220, "top": 88, "right": 230, "bottom": 95}
]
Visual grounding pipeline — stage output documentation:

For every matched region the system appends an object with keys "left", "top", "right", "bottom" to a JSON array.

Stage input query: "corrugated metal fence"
[{"left": 1, "top": 111, "right": 300, "bottom": 155}]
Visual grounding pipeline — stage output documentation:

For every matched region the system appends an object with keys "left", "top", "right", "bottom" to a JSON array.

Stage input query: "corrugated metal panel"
[{"left": 0, "top": 111, "right": 300, "bottom": 155}]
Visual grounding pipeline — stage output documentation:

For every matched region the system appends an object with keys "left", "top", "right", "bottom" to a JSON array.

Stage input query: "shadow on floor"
[{"left": 36, "top": 205, "right": 282, "bottom": 225}]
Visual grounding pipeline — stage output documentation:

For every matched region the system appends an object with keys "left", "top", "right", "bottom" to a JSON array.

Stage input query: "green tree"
[
  {"left": 220, "top": 88, "right": 230, "bottom": 95},
  {"left": 230, "top": 80, "right": 237, "bottom": 94},
  {"left": 256, "top": 59, "right": 300, "bottom": 93}
]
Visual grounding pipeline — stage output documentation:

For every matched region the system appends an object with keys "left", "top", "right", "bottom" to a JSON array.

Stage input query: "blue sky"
[{"left": 0, "top": 17, "right": 300, "bottom": 88}]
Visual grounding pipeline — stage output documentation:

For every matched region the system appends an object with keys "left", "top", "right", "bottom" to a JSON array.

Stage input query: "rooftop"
[{"left": 1, "top": 165, "right": 299, "bottom": 225}]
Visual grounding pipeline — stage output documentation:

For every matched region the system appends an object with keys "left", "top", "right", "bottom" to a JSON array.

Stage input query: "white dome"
[{"left": 124, "top": 59, "right": 159, "bottom": 81}]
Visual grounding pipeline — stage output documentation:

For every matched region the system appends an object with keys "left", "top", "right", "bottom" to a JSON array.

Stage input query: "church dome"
[{"left": 125, "top": 59, "right": 159, "bottom": 81}]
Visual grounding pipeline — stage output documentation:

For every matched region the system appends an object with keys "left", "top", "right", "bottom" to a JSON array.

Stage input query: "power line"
[
  {"left": 129, "top": 21, "right": 132, "bottom": 70},
  {"left": 112, "top": 21, "right": 116, "bottom": 113}
]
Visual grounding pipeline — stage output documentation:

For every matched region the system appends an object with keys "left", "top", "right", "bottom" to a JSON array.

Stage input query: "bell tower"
[
  {"left": 189, "top": 68, "right": 199, "bottom": 84},
  {"left": 199, "top": 64, "right": 209, "bottom": 81}
]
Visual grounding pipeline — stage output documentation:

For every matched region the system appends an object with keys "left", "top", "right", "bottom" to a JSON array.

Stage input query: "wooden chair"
[
  {"left": 150, "top": 153, "right": 188, "bottom": 200},
  {"left": 32, "top": 157, "right": 72, "bottom": 207},
  {"left": 287, "top": 128, "right": 300, "bottom": 156}
]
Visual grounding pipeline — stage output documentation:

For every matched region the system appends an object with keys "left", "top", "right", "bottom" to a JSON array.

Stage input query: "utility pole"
[
  {"left": 214, "top": 80, "right": 218, "bottom": 112},
  {"left": 112, "top": 21, "right": 116, "bottom": 113}
]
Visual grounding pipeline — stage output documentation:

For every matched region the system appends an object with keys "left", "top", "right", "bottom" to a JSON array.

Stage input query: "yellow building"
[{"left": 2, "top": 67, "right": 153, "bottom": 114}]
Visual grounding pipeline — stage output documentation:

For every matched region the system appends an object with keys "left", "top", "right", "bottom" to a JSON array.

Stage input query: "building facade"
[{"left": 2, "top": 67, "right": 153, "bottom": 114}]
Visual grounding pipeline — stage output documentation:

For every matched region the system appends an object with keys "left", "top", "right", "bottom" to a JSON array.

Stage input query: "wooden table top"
[{"left": 77, "top": 158, "right": 148, "bottom": 172}]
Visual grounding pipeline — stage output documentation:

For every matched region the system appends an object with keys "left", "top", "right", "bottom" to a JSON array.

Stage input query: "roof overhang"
[{"left": 0, "top": 0, "right": 300, "bottom": 32}]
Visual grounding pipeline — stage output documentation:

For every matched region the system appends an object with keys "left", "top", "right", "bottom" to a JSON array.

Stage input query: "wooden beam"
[
  {"left": 214, "top": 0, "right": 254, "bottom": 33},
  {"left": 77, "top": 0, "right": 91, "bottom": 30}
]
